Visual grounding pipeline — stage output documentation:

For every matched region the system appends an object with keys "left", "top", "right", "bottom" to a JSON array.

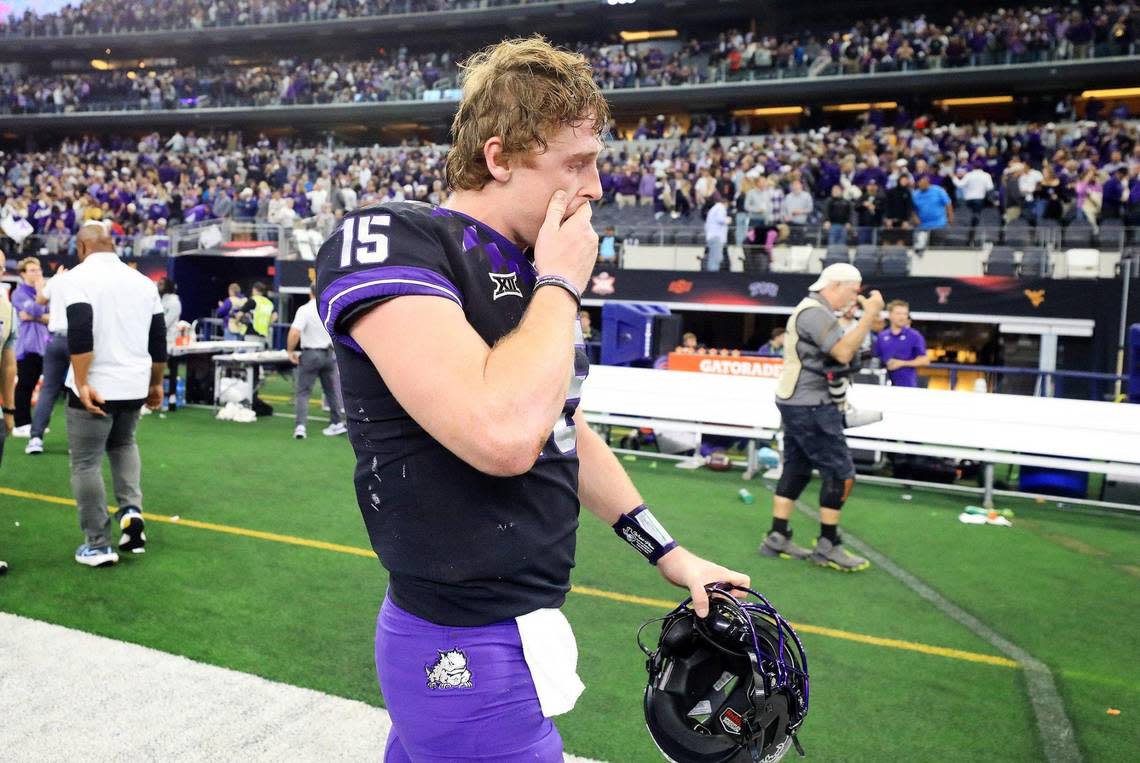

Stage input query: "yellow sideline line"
[
  {"left": 261, "top": 393, "right": 321, "bottom": 407},
  {"left": 569, "top": 584, "right": 1019, "bottom": 668},
  {"left": 1, "top": 485, "right": 1018, "bottom": 669}
]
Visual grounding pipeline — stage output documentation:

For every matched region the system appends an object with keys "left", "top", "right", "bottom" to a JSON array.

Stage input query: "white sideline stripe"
[{"left": 0, "top": 613, "right": 605, "bottom": 763}]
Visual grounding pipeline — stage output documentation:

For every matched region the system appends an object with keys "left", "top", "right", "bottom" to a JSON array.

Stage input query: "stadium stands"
[
  {"left": 3, "top": 4, "right": 1139, "bottom": 115},
  {"left": 6, "top": 114, "right": 1140, "bottom": 273}
]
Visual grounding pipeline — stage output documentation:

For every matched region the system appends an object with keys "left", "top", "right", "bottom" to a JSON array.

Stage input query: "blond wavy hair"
[{"left": 445, "top": 36, "right": 610, "bottom": 191}]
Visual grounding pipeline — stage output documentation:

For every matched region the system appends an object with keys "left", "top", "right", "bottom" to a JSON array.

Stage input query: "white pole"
[{"left": 1117, "top": 258, "right": 1132, "bottom": 401}]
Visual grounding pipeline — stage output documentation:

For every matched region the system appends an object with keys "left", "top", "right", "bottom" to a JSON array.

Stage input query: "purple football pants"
[{"left": 376, "top": 596, "right": 564, "bottom": 762}]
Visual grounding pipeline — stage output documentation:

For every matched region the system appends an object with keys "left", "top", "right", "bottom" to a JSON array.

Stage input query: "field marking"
[
  {"left": 771, "top": 485, "right": 1081, "bottom": 763},
  {"left": 1, "top": 485, "right": 1020, "bottom": 672},
  {"left": 571, "top": 585, "right": 1018, "bottom": 668},
  {"left": 261, "top": 393, "right": 321, "bottom": 407}
]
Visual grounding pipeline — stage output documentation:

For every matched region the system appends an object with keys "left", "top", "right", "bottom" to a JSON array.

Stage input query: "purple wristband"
[{"left": 613, "top": 504, "right": 678, "bottom": 565}]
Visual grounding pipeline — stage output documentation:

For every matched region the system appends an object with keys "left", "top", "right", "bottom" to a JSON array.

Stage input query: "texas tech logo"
[
  {"left": 489, "top": 271, "right": 523, "bottom": 300},
  {"left": 426, "top": 649, "right": 473, "bottom": 689}
]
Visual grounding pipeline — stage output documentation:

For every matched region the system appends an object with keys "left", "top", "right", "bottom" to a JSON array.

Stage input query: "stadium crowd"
[
  {"left": 0, "top": 0, "right": 524, "bottom": 36},
  {"left": 4, "top": 116, "right": 1140, "bottom": 257},
  {"left": 2, "top": 52, "right": 455, "bottom": 113},
  {"left": 4, "top": 4, "right": 1139, "bottom": 115}
]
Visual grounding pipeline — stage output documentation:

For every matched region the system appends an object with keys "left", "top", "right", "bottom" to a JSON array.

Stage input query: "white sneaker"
[
  {"left": 25, "top": 437, "right": 44, "bottom": 455},
  {"left": 11, "top": 425, "right": 30, "bottom": 438},
  {"left": 293, "top": 425, "right": 307, "bottom": 439},
  {"left": 75, "top": 544, "right": 119, "bottom": 568},
  {"left": 322, "top": 422, "right": 347, "bottom": 436}
]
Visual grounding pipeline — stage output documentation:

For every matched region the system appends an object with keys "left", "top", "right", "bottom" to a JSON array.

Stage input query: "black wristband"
[
  {"left": 534, "top": 275, "right": 582, "bottom": 308},
  {"left": 613, "top": 504, "right": 678, "bottom": 564},
  {"left": 2, "top": 407, "right": 14, "bottom": 415}
]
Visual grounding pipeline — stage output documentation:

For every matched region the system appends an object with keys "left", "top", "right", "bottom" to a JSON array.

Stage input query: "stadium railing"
[
  {"left": 168, "top": 219, "right": 290, "bottom": 258},
  {"left": 927, "top": 363, "right": 1129, "bottom": 402}
]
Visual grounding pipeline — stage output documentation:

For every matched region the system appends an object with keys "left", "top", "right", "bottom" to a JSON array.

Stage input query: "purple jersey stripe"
[{"left": 319, "top": 265, "right": 464, "bottom": 349}]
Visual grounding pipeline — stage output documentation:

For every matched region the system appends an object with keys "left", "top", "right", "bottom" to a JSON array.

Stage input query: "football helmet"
[{"left": 639, "top": 585, "right": 809, "bottom": 762}]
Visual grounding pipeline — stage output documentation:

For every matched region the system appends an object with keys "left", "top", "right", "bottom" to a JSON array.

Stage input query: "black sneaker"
[{"left": 118, "top": 507, "right": 147, "bottom": 554}]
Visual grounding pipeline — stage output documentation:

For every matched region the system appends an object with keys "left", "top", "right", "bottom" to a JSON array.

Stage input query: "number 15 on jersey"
[{"left": 340, "top": 215, "right": 392, "bottom": 266}]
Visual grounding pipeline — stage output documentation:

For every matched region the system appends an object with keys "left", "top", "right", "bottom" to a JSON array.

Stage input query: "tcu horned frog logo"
[{"left": 425, "top": 649, "right": 473, "bottom": 689}]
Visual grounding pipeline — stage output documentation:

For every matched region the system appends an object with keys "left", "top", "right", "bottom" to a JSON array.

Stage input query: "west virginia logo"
[
  {"left": 489, "top": 271, "right": 523, "bottom": 301},
  {"left": 1024, "top": 289, "right": 1045, "bottom": 308},
  {"left": 426, "top": 649, "right": 473, "bottom": 690}
]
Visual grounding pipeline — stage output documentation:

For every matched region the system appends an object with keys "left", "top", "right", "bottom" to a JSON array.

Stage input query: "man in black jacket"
[
  {"left": 824, "top": 184, "right": 853, "bottom": 246},
  {"left": 883, "top": 173, "right": 916, "bottom": 245},
  {"left": 856, "top": 179, "right": 886, "bottom": 244}
]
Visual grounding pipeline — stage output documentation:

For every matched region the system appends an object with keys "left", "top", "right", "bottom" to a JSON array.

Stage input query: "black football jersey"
[{"left": 315, "top": 201, "right": 589, "bottom": 627}]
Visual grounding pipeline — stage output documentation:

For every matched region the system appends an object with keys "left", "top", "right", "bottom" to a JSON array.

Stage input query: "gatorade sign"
[{"left": 668, "top": 353, "right": 784, "bottom": 378}]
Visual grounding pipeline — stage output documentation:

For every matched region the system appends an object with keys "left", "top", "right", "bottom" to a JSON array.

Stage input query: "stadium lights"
[
  {"left": 90, "top": 59, "right": 111, "bottom": 70},
  {"left": 733, "top": 106, "right": 804, "bottom": 117},
  {"left": 935, "top": 95, "right": 1013, "bottom": 107},
  {"left": 1079, "top": 87, "right": 1140, "bottom": 99},
  {"left": 822, "top": 101, "right": 898, "bottom": 112},
  {"left": 619, "top": 29, "right": 678, "bottom": 42}
]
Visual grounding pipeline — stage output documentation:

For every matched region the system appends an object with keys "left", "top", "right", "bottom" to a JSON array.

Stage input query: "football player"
[{"left": 315, "top": 37, "right": 749, "bottom": 762}]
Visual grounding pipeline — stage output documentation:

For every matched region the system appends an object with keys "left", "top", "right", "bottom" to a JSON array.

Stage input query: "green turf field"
[{"left": 1, "top": 392, "right": 1137, "bottom": 762}]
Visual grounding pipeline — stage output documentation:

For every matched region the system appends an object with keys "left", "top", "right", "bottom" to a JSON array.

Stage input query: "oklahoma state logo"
[
  {"left": 1024, "top": 289, "right": 1045, "bottom": 308},
  {"left": 668, "top": 279, "right": 693, "bottom": 294}
]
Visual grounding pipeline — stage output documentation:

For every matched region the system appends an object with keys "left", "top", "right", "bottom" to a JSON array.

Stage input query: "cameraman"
[{"left": 759, "top": 263, "right": 883, "bottom": 572}]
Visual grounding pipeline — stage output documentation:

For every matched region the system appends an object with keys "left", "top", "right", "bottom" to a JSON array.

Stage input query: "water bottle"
[
  {"left": 738, "top": 488, "right": 754, "bottom": 505},
  {"left": 161, "top": 378, "right": 170, "bottom": 412},
  {"left": 175, "top": 377, "right": 186, "bottom": 408}
]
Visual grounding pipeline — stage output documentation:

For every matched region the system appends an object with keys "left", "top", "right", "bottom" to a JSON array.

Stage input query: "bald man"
[{"left": 65, "top": 222, "right": 167, "bottom": 567}]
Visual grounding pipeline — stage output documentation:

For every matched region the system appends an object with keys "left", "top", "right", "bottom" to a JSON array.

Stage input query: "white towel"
[{"left": 515, "top": 608, "right": 585, "bottom": 717}]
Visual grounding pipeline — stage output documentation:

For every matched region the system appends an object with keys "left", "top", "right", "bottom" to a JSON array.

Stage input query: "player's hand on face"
[
  {"left": 533, "top": 189, "right": 598, "bottom": 294},
  {"left": 657, "top": 546, "right": 750, "bottom": 618}
]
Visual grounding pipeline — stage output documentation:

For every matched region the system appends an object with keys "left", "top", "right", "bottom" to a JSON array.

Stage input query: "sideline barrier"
[{"left": 579, "top": 365, "right": 1140, "bottom": 508}]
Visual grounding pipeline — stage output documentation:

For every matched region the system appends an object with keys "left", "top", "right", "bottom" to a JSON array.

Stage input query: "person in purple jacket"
[
  {"left": 216, "top": 282, "right": 247, "bottom": 341},
  {"left": 874, "top": 299, "right": 930, "bottom": 387},
  {"left": 11, "top": 256, "right": 50, "bottom": 436}
]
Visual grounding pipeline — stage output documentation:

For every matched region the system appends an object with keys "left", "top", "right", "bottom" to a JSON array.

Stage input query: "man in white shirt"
[
  {"left": 287, "top": 284, "right": 346, "bottom": 439},
  {"left": 26, "top": 266, "right": 73, "bottom": 455},
  {"left": 952, "top": 162, "right": 995, "bottom": 243},
  {"left": 704, "top": 194, "right": 729, "bottom": 271},
  {"left": 1016, "top": 163, "right": 1045, "bottom": 223},
  {"left": 64, "top": 222, "right": 167, "bottom": 568}
]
